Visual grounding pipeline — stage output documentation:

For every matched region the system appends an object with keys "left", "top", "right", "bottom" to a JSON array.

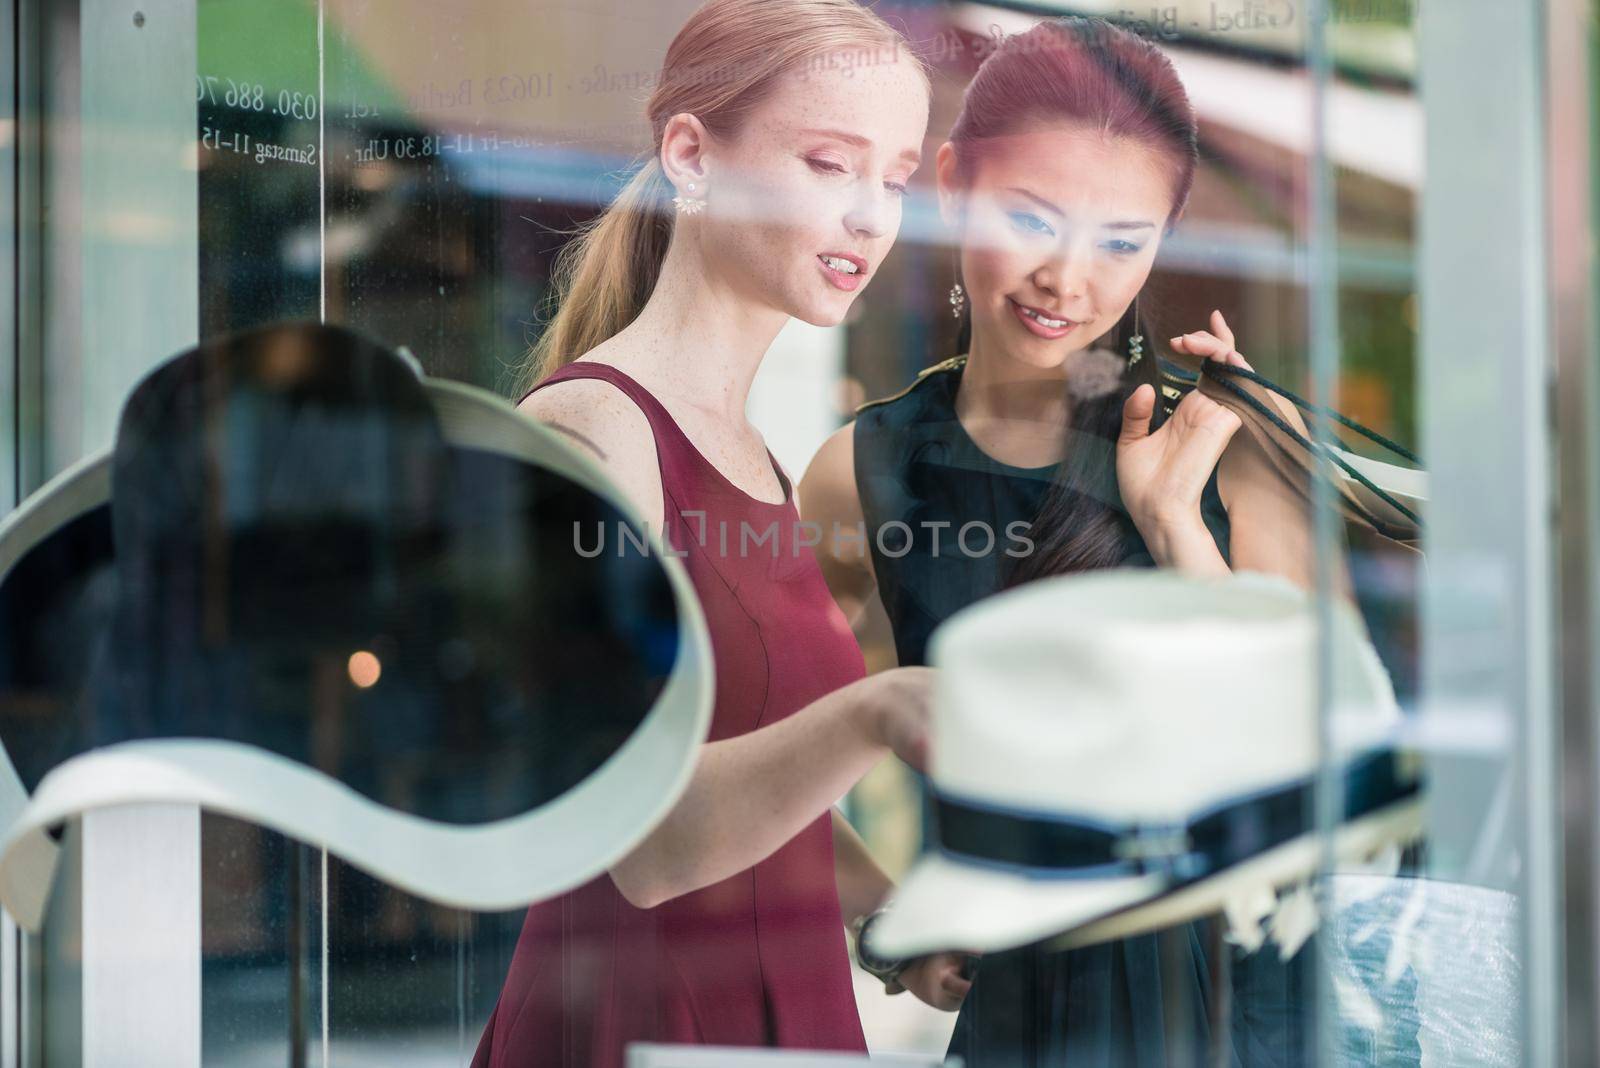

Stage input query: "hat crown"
[
  {"left": 0, "top": 321, "right": 685, "bottom": 825},
  {"left": 0, "top": 323, "right": 718, "bottom": 925},
  {"left": 110, "top": 323, "right": 448, "bottom": 615},
  {"left": 928, "top": 571, "right": 1395, "bottom": 824}
]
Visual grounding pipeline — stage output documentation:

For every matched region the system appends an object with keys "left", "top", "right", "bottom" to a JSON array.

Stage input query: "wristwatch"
[{"left": 849, "top": 907, "right": 910, "bottom": 995}]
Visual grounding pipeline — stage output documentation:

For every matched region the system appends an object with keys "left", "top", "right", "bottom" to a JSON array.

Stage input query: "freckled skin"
[
  {"left": 695, "top": 58, "right": 931, "bottom": 327},
  {"left": 936, "top": 121, "right": 1177, "bottom": 372},
  {"left": 521, "top": 52, "right": 930, "bottom": 536}
]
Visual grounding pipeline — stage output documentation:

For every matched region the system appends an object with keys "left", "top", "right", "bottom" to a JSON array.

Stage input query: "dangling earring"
[
  {"left": 673, "top": 180, "right": 704, "bottom": 216},
  {"left": 948, "top": 248, "right": 966, "bottom": 319},
  {"left": 1127, "top": 297, "right": 1145, "bottom": 365}
]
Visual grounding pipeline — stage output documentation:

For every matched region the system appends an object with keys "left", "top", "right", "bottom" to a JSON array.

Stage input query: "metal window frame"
[
  {"left": 10, "top": 0, "right": 37, "bottom": 505},
  {"left": 2, "top": 0, "right": 14, "bottom": 518},
  {"left": 0, "top": 0, "right": 1595, "bottom": 1064},
  {"left": 5, "top": 2, "right": 202, "bottom": 1066},
  {"left": 1547, "top": 0, "right": 1600, "bottom": 1062},
  {"left": 1416, "top": 1, "right": 1579, "bottom": 1065},
  {"left": 2, "top": 3, "right": 18, "bottom": 1065}
]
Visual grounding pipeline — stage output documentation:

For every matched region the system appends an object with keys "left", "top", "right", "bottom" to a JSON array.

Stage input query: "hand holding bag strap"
[
  {"left": 1194, "top": 361, "right": 1424, "bottom": 545},
  {"left": 1202, "top": 362, "right": 1420, "bottom": 464},
  {"left": 1191, "top": 368, "right": 1380, "bottom": 530},
  {"left": 1196, "top": 365, "right": 1420, "bottom": 544}
]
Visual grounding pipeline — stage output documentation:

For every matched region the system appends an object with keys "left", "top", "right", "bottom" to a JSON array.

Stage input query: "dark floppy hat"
[{"left": 0, "top": 321, "right": 713, "bottom": 931}]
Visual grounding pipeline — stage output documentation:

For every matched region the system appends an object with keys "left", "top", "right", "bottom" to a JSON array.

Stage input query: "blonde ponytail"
[
  {"left": 512, "top": 0, "right": 930, "bottom": 398},
  {"left": 520, "top": 161, "right": 673, "bottom": 393}
]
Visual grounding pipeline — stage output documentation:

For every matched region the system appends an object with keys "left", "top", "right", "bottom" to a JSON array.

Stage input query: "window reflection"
[{"left": 3, "top": 0, "right": 1575, "bottom": 1065}]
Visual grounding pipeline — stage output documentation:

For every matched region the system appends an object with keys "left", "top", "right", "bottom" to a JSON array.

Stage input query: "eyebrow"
[
  {"left": 798, "top": 127, "right": 922, "bottom": 167},
  {"left": 1006, "top": 187, "right": 1155, "bottom": 230}
]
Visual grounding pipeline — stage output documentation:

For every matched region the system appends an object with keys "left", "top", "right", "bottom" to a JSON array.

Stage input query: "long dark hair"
[{"left": 942, "top": 16, "right": 1199, "bottom": 584}]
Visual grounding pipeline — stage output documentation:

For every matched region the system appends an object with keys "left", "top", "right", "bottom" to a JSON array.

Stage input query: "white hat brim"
[
  {"left": 0, "top": 378, "right": 716, "bottom": 933},
  {"left": 868, "top": 851, "right": 1166, "bottom": 959},
  {"left": 870, "top": 795, "right": 1425, "bottom": 960},
  {"left": 1047, "top": 795, "right": 1426, "bottom": 952}
]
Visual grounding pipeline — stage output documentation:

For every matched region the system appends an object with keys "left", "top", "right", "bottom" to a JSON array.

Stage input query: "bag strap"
[
  {"left": 1199, "top": 361, "right": 1420, "bottom": 465},
  {"left": 1196, "top": 360, "right": 1424, "bottom": 536}
]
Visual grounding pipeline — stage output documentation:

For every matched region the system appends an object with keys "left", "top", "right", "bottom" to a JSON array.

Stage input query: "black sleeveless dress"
[
  {"left": 852, "top": 354, "right": 1232, "bottom": 668},
  {"left": 852, "top": 356, "right": 1316, "bottom": 1067}
]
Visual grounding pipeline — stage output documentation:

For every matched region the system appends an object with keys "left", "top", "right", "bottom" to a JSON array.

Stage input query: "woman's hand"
[
  {"left": 1116, "top": 310, "right": 1246, "bottom": 571},
  {"left": 1117, "top": 387, "right": 1241, "bottom": 549},
  {"left": 896, "top": 951, "right": 977, "bottom": 1011},
  {"left": 1167, "top": 308, "right": 1255, "bottom": 374},
  {"left": 856, "top": 667, "right": 936, "bottom": 773}
]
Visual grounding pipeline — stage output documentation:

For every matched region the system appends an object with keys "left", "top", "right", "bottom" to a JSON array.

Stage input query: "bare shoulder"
[
  {"left": 517, "top": 378, "right": 665, "bottom": 531},
  {"left": 800, "top": 421, "right": 873, "bottom": 587},
  {"left": 517, "top": 377, "right": 649, "bottom": 461},
  {"left": 798, "top": 421, "right": 862, "bottom": 526},
  {"left": 1214, "top": 372, "right": 1314, "bottom": 505}
]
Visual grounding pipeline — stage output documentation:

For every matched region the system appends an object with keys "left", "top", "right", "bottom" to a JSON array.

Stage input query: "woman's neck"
[
  {"left": 956, "top": 326, "right": 1074, "bottom": 434},
  {"left": 597, "top": 235, "right": 789, "bottom": 424}
]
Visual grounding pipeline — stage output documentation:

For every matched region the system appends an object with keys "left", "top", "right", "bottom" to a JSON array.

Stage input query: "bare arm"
[
  {"left": 1217, "top": 402, "right": 1356, "bottom": 600},
  {"left": 613, "top": 678, "right": 915, "bottom": 909},
  {"left": 518, "top": 384, "right": 929, "bottom": 909},
  {"left": 1168, "top": 312, "right": 1352, "bottom": 596},
  {"left": 519, "top": 382, "right": 668, "bottom": 533},
  {"left": 831, "top": 806, "right": 895, "bottom": 928},
  {"left": 802, "top": 435, "right": 914, "bottom": 931},
  {"left": 799, "top": 423, "right": 879, "bottom": 633},
  {"left": 834, "top": 804, "right": 976, "bottom": 1011}
]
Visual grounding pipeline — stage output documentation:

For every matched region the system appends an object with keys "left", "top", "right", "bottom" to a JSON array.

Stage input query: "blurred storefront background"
[{"left": 2, "top": 0, "right": 1596, "bottom": 1064}]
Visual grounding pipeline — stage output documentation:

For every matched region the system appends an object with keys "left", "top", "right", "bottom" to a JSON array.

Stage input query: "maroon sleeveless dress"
[{"left": 470, "top": 361, "right": 870, "bottom": 1067}]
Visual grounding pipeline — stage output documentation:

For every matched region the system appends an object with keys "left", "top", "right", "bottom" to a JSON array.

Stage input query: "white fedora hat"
[
  {"left": 867, "top": 569, "right": 1423, "bottom": 961},
  {"left": 0, "top": 321, "right": 712, "bottom": 932}
]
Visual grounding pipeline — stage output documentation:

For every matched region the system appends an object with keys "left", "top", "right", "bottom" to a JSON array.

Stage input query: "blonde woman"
[{"left": 471, "top": 3, "right": 968, "bottom": 1066}]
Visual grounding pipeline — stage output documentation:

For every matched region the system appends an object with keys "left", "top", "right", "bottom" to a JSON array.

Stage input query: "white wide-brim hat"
[
  {"left": 869, "top": 569, "right": 1422, "bottom": 961},
  {"left": 0, "top": 322, "right": 713, "bottom": 932}
]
